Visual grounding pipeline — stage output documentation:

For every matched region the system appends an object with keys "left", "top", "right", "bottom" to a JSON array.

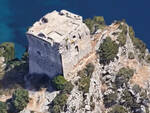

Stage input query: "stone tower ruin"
[{"left": 26, "top": 10, "right": 92, "bottom": 79}]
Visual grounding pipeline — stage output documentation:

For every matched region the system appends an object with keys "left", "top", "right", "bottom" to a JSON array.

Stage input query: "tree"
[
  {"left": 98, "top": 37, "right": 119, "bottom": 64},
  {"left": 84, "top": 16, "right": 106, "bottom": 34},
  {"left": 78, "top": 76, "right": 90, "bottom": 94},
  {"left": 0, "top": 42, "right": 15, "bottom": 62},
  {"left": 109, "top": 105, "right": 127, "bottom": 113},
  {"left": 117, "top": 33, "right": 126, "bottom": 47},
  {"left": 115, "top": 67, "right": 134, "bottom": 88},
  {"left": 62, "top": 81, "right": 74, "bottom": 94},
  {"left": 128, "top": 52, "right": 135, "bottom": 59},
  {"left": 12, "top": 89, "right": 29, "bottom": 112},
  {"left": 0, "top": 101, "right": 7, "bottom": 113},
  {"left": 50, "top": 93, "right": 68, "bottom": 113},
  {"left": 52, "top": 75, "right": 67, "bottom": 90},
  {"left": 103, "top": 92, "right": 117, "bottom": 108}
]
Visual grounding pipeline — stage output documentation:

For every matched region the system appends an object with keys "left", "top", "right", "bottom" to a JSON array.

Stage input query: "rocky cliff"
[
  {"left": 21, "top": 20, "right": 150, "bottom": 113},
  {"left": 0, "top": 17, "right": 150, "bottom": 113}
]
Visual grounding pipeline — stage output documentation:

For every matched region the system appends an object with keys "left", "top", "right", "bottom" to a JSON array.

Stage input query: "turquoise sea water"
[{"left": 0, "top": 0, "right": 150, "bottom": 58}]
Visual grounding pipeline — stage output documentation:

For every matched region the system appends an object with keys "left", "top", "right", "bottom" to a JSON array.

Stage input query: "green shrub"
[
  {"left": 122, "top": 90, "right": 134, "bottom": 107},
  {"left": 146, "top": 55, "right": 150, "bottom": 63},
  {"left": 129, "top": 26, "right": 135, "bottom": 39},
  {"left": 117, "top": 33, "right": 127, "bottom": 47},
  {"left": 109, "top": 105, "right": 127, "bottom": 113},
  {"left": 103, "top": 92, "right": 117, "bottom": 108},
  {"left": 52, "top": 75, "right": 67, "bottom": 90},
  {"left": 62, "top": 81, "right": 74, "bottom": 94},
  {"left": 118, "top": 23, "right": 127, "bottom": 35},
  {"left": 12, "top": 89, "right": 29, "bottom": 112},
  {"left": 50, "top": 93, "right": 68, "bottom": 113},
  {"left": 50, "top": 105, "right": 61, "bottom": 113},
  {"left": 0, "top": 101, "right": 7, "bottom": 113},
  {"left": 98, "top": 37, "right": 119, "bottom": 64},
  {"left": 84, "top": 16, "right": 106, "bottom": 34},
  {"left": 53, "top": 93, "right": 68, "bottom": 108},
  {"left": 128, "top": 52, "right": 135, "bottom": 59},
  {"left": 115, "top": 67, "right": 134, "bottom": 88},
  {"left": 132, "top": 84, "right": 141, "bottom": 94},
  {"left": 84, "top": 63, "right": 95, "bottom": 77},
  {"left": 0, "top": 42, "right": 15, "bottom": 62},
  {"left": 129, "top": 26, "right": 146, "bottom": 57},
  {"left": 78, "top": 76, "right": 90, "bottom": 94}
]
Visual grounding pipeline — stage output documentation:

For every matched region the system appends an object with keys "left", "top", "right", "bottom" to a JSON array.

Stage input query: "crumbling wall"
[{"left": 61, "top": 24, "right": 92, "bottom": 80}]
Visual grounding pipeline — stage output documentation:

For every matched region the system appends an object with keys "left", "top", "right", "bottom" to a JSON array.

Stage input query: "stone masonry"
[{"left": 26, "top": 10, "right": 92, "bottom": 79}]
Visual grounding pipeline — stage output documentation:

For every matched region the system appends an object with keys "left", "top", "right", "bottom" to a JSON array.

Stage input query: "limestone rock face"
[{"left": 19, "top": 11, "right": 150, "bottom": 113}]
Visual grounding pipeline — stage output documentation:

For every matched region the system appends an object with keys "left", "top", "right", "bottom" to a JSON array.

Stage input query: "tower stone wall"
[{"left": 27, "top": 10, "right": 92, "bottom": 79}]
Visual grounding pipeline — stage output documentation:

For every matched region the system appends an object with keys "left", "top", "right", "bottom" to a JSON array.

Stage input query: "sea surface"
[{"left": 0, "top": 0, "right": 150, "bottom": 58}]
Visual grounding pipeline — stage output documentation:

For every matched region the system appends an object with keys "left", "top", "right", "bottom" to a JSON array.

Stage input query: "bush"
[
  {"left": 128, "top": 52, "right": 135, "bottom": 59},
  {"left": 132, "top": 84, "right": 141, "bottom": 94},
  {"left": 122, "top": 90, "right": 134, "bottom": 107},
  {"left": 103, "top": 92, "right": 117, "bottom": 108},
  {"left": 118, "top": 23, "right": 127, "bottom": 35},
  {"left": 52, "top": 75, "right": 67, "bottom": 90},
  {"left": 115, "top": 67, "right": 134, "bottom": 88},
  {"left": 0, "top": 42, "right": 15, "bottom": 62},
  {"left": 50, "top": 105, "right": 61, "bottom": 113},
  {"left": 12, "top": 89, "right": 29, "bottom": 112},
  {"left": 50, "top": 93, "right": 68, "bottom": 113},
  {"left": 146, "top": 55, "right": 150, "bottom": 63},
  {"left": 84, "top": 63, "right": 95, "bottom": 77},
  {"left": 117, "top": 33, "right": 127, "bottom": 47},
  {"left": 84, "top": 16, "right": 106, "bottom": 34},
  {"left": 109, "top": 105, "right": 127, "bottom": 113},
  {"left": 98, "top": 37, "right": 119, "bottom": 64},
  {"left": 129, "top": 26, "right": 146, "bottom": 57},
  {"left": 62, "top": 81, "right": 74, "bottom": 94},
  {"left": 0, "top": 101, "right": 7, "bottom": 113},
  {"left": 78, "top": 75, "right": 90, "bottom": 94}
]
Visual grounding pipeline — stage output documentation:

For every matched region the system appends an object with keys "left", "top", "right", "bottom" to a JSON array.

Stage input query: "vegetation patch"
[
  {"left": 108, "top": 105, "right": 127, "bottom": 113},
  {"left": 103, "top": 92, "right": 117, "bottom": 108},
  {"left": 129, "top": 26, "right": 146, "bottom": 59},
  {"left": 0, "top": 42, "right": 15, "bottom": 62},
  {"left": 84, "top": 16, "right": 106, "bottom": 34},
  {"left": 128, "top": 52, "right": 135, "bottom": 59},
  {"left": 77, "top": 63, "right": 95, "bottom": 94},
  {"left": 52, "top": 75, "right": 67, "bottom": 90},
  {"left": 115, "top": 67, "right": 134, "bottom": 88},
  {"left": 145, "top": 54, "right": 150, "bottom": 63},
  {"left": 49, "top": 93, "right": 68, "bottom": 113},
  {"left": 50, "top": 75, "right": 74, "bottom": 113},
  {"left": 98, "top": 37, "right": 119, "bottom": 64},
  {"left": 12, "top": 89, "right": 29, "bottom": 112},
  {"left": 0, "top": 101, "right": 8, "bottom": 113}
]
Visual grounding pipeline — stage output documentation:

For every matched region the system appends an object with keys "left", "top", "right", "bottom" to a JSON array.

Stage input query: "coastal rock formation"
[
  {"left": 1, "top": 10, "right": 150, "bottom": 113},
  {"left": 24, "top": 11, "right": 150, "bottom": 113}
]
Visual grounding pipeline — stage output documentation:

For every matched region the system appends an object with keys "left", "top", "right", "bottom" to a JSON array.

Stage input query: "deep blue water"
[{"left": 0, "top": 0, "right": 150, "bottom": 58}]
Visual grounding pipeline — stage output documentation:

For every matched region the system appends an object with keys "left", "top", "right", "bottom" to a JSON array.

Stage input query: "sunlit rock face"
[{"left": 27, "top": 10, "right": 92, "bottom": 79}]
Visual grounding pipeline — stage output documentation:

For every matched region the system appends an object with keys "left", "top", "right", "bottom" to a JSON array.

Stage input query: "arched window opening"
[{"left": 75, "top": 46, "right": 79, "bottom": 52}]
